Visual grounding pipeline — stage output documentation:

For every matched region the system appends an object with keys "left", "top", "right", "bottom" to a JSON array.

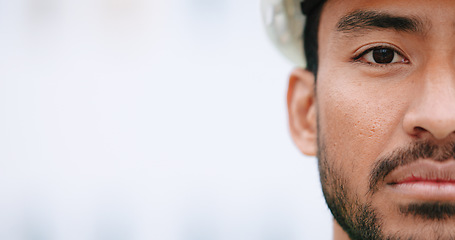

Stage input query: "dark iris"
[{"left": 372, "top": 48, "right": 395, "bottom": 64}]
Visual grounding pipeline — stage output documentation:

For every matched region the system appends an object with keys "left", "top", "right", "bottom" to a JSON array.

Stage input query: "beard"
[
  {"left": 317, "top": 136, "right": 455, "bottom": 240},
  {"left": 317, "top": 139, "right": 383, "bottom": 240}
]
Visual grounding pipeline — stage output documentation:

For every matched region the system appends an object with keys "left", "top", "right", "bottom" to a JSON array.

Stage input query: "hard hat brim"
[{"left": 260, "top": 0, "right": 316, "bottom": 67}]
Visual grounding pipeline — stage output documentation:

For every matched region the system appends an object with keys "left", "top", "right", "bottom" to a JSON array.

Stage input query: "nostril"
[
  {"left": 412, "top": 125, "right": 455, "bottom": 140},
  {"left": 415, "top": 127, "right": 426, "bottom": 132},
  {"left": 403, "top": 107, "right": 455, "bottom": 140},
  {"left": 412, "top": 126, "right": 427, "bottom": 137}
]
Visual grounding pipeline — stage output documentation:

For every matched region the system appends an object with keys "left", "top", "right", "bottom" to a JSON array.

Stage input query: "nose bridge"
[
  {"left": 424, "top": 59, "right": 455, "bottom": 100},
  {"left": 403, "top": 57, "right": 455, "bottom": 140}
]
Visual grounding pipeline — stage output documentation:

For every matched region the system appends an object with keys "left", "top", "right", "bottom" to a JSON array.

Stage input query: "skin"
[{"left": 288, "top": 0, "right": 455, "bottom": 239}]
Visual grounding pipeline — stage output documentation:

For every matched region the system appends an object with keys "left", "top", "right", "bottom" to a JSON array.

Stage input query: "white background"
[{"left": 0, "top": 0, "right": 332, "bottom": 239}]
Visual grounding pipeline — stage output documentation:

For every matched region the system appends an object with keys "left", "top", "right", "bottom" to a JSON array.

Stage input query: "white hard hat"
[{"left": 260, "top": 0, "right": 322, "bottom": 67}]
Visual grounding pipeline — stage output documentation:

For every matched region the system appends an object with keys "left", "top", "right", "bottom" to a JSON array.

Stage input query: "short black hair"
[{"left": 303, "top": 0, "right": 326, "bottom": 77}]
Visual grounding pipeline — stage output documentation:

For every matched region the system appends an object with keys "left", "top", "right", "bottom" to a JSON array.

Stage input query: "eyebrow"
[{"left": 336, "top": 10, "right": 427, "bottom": 34}]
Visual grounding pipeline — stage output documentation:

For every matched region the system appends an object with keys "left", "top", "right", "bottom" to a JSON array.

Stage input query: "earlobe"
[{"left": 287, "top": 68, "right": 318, "bottom": 156}]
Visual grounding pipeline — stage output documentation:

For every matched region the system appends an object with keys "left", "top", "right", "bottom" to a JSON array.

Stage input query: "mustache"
[{"left": 369, "top": 141, "right": 455, "bottom": 194}]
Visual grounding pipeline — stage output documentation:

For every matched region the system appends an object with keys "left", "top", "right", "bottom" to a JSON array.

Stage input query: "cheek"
[{"left": 316, "top": 82, "right": 406, "bottom": 186}]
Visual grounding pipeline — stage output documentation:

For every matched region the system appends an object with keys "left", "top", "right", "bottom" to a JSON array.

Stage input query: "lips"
[
  {"left": 397, "top": 176, "right": 455, "bottom": 185},
  {"left": 384, "top": 160, "right": 455, "bottom": 201}
]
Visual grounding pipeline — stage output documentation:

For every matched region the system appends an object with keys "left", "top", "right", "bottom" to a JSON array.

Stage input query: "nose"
[{"left": 403, "top": 62, "right": 455, "bottom": 140}]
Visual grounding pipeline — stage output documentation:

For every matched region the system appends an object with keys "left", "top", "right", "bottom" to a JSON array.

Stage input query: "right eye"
[{"left": 356, "top": 47, "right": 408, "bottom": 65}]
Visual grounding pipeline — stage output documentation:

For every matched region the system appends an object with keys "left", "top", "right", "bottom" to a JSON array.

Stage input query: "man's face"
[{"left": 291, "top": 0, "right": 455, "bottom": 239}]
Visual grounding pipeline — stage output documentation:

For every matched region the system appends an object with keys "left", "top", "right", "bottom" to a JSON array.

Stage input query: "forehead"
[
  {"left": 319, "top": 0, "right": 455, "bottom": 39},
  {"left": 322, "top": 0, "right": 455, "bottom": 18}
]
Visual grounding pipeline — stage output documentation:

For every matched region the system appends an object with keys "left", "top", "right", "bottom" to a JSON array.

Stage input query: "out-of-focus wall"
[{"left": 0, "top": 0, "right": 332, "bottom": 239}]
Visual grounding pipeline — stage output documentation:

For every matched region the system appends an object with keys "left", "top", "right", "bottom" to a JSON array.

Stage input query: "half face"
[{"left": 289, "top": 0, "right": 455, "bottom": 239}]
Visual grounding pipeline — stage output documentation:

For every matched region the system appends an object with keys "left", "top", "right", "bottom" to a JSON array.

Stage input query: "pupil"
[{"left": 373, "top": 48, "right": 394, "bottom": 64}]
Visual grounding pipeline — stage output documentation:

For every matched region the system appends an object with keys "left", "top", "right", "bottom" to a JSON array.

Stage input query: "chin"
[{"left": 378, "top": 213, "right": 455, "bottom": 240}]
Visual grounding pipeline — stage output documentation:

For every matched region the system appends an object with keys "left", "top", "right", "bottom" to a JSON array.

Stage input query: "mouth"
[{"left": 385, "top": 160, "right": 455, "bottom": 201}]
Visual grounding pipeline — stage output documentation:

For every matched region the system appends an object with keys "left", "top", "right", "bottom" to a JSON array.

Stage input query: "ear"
[{"left": 287, "top": 68, "right": 317, "bottom": 156}]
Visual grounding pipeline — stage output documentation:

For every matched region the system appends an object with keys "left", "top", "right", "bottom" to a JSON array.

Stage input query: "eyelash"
[{"left": 352, "top": 45, "right": 409, "bottom": 66}]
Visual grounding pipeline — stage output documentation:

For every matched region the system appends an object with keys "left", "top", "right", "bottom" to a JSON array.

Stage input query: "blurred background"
[{"left": 0, "top": 0, "right": 332, "bottom": 239}]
